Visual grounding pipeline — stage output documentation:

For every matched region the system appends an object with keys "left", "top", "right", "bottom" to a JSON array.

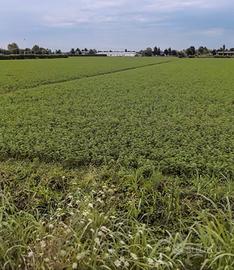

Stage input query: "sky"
[{"left": 1, "top": 0, "right": 234, "bottom": 51}]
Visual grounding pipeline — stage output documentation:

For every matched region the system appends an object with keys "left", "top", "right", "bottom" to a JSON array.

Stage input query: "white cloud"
[{"left": 1, "top": 0, "right": 234, "bottom": 50}]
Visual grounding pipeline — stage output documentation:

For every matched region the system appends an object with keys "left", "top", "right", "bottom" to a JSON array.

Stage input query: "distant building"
[
  {"left": 97, "top": 51, "right": 136, "bottom": 57},
  {"left": 217, "top": 51, "right": 234, "bottom": 56}
]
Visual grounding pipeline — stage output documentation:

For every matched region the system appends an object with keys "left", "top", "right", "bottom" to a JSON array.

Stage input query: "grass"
[
  {"left": 0, "top": 160, "right": 234, "bottom": 269},
  {"left": 0, "top": 57, "right": 233, "bottom": 269}
]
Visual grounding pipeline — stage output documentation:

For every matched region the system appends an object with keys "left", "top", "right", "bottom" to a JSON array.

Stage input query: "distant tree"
[
  {"left": 171, "top": 50, "right": 178, "bottom": 56},
  {"left": 40, "top": 47, "right": 47, "bottom": 54},
  {"left": 32, "top": 45, "right": 40, "bottom": 54},
  {"left": 230, "top": 48, "right": 234, "bottom": 51},
  {"left": 212, "top": 49, "right": 217, "bottom": 56},
  {"left": 8, "top": 43, "right": 19, "bottom": 54},
  {"left": 168, "top": 48, "right": 172, "bottom": 56},
  {"left": 125, "top": 49, "right": 128, "bottom": 52},
  {"left": 197, "top": 46, "right": 209, "bottom": 55},
  {"left": 88, "top": 49, "right": 97, "bottom": 55},
  {"left": 56, "top": 49, "right": 62, "bottom": 54},
  {"left": 198, "top": 46, "right": 205, "bottom": 55},
  {"left": 164, "top": 49, "right": 169, "bottom": 56},
  {"left": 186, "top": 46, "right": 196, "bottom": 56},
  {"left": 145, "top": 47, "right": 153, "bottom": 56},
  {"left": 203, "top": 47, "right": 210, "bottom": 55},
  {"left": 178, "top": 51, "right": 187, "bottom": 58},
  {"left": 157, "top": 47, "right": 161, "bottom": 56},
  {"left": 75, "top": 48, "right": 81, "bottom": 55},
  {"left": 153, "top": 46, "right": 158, "bottom": 56},
  {"left": 70, "top": 48, "right": 75, "bottom": 55}
]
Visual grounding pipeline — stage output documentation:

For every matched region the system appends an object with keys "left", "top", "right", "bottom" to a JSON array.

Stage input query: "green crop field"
[
  {"left": 0, "top": 57, "right": 169, "bottom": 94},
  {"left": 0, "top": 57, "right": 233, "bottom": 270}
]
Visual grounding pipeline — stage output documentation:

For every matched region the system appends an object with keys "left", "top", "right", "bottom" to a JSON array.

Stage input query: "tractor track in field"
[{"left": 1, "top": 60, "right": 175, "bottom": 96}]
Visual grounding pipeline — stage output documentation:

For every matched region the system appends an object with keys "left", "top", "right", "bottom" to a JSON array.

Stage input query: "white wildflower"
[
  {"left": 88, "top": 203, "right": 93, "bottom": 209},
  {"left": 94, "top": 237, "right": 100, "bottom": 245},
  {"left": 28, "top": 251, "right": 34, "bottom": 258},
  {"left": 108, "top": 248, "right": 115, "bottom": 254},
  {"left": 76, "top": 252, "right": 86, "bottom": 261},
  {"left": 114, "top": 259, "right": 122, "bottom": 267},
  {"left": 124, "top": 261, "right": 130, "bottom": 267},
  {"left": 60, "top": 250, "right": 66, "bottom": 257},
  {"left": 130, "top": 253, "right": 138, "bottom": 260},
  {"left": 40, "top": 240, "right": 46, "bottom": 248},
  {"left": 100, "top": 226, "right": 109, "bottom": 232},
  {"left": 48, "top": 224, "right": 54, "bottom": 230},
  {"left": 147, "top": 258, "right": 154, "bottom": 265},
  {"left": 72, "top": 262, "right": 78, "bottom": 269},
  {"left": 120, "top": 256, "right": 125, "bottom": 262},
  {"left": 98, "top": 231, "right": 104, "bottom": 237}
]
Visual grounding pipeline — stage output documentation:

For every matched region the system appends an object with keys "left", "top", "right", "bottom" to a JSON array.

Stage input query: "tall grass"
[{"left": 0, "top": 161, "right": 233, "bottom": 269}]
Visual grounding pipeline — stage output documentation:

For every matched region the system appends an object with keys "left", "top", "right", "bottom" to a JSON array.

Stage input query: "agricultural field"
[
  {"left": 0, "top": 57, "right": 169, "bottom": 94},
  {"left": 0, "top": 57, "right": 234, "bottom": 270}
]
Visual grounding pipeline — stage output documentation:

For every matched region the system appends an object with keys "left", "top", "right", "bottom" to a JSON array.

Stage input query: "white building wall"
[{"left": 98, "top": 51, "right": 136, "bottom": 57}]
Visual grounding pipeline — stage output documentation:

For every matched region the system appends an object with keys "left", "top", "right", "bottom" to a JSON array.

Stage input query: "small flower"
[
  {"left": 114, "top": 259, "right": 122, "bottom": 267},
  {"left": 44, "top": 258, "right": 50, "bottom": 263},
  {"left": 130, "top": 253, "right": 138, "bottom": 260},
  {"left": 48, "top": 224, "right": 54, "bottom": 230},
  {"left": 147, "top": 258, "right": 154, "bottom": 265},
  {"left": 98, "top": 231, "right": 104, "bottom": 237},
  {"left": 60, "top": 250, "right": 66, "bottom": 257},
  {"left": 72, "top": 262, "right": 78, "bottom": 269},
  {"left": 88, "top": 203, "right": 93, "bottom": 209},
  {"left": 28, "top": 251, "right": 34, "bottom": 258},
  {"left": 40, "top": 240, "right": 46, "bottom": 248},
  {"left": 97, "top": 198, "right": 104, "bottom": 204},
  {"left": 108, "top": 248, "right": 115, "bottom": 254},
  {"left": 94, "top": 237, "right": 100, "bottom": 245},
  {"left": 124, "top": 261, "right": 130, "bottom": 267},
  {"left": 83, "top": 211, "right": 89, "bottom": 217},
  {"left": 100, "top": 226, "right": 109, "bottom": 232},
  {"left": 120, "top": 256, "right": 125, "bottom": 262},
  {"left": 76, "top": 252, "right": 87, "bottom": 261}
]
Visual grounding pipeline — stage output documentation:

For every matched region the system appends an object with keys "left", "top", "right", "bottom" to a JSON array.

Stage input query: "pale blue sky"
[{"left": 1, "top": 0, "right": 234, "bottom": 51}]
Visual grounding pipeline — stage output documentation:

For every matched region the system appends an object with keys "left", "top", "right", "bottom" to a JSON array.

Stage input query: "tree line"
[
  {"left": 1, "top": 42, "right": 234, "bottom": 58},
  {"left": 0, "top": 43, "right": 99, "bottom": 56},
  {"left": 140, "top": 45, "right": 234, "bottom": 57}
]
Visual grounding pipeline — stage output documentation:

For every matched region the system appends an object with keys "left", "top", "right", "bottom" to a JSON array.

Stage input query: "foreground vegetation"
[
  {"left": 0, "top": 58, "right": 233, "bottom": 269},
  {"left": 1, "top": 160, "right": 234, "bottom": 269}
]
